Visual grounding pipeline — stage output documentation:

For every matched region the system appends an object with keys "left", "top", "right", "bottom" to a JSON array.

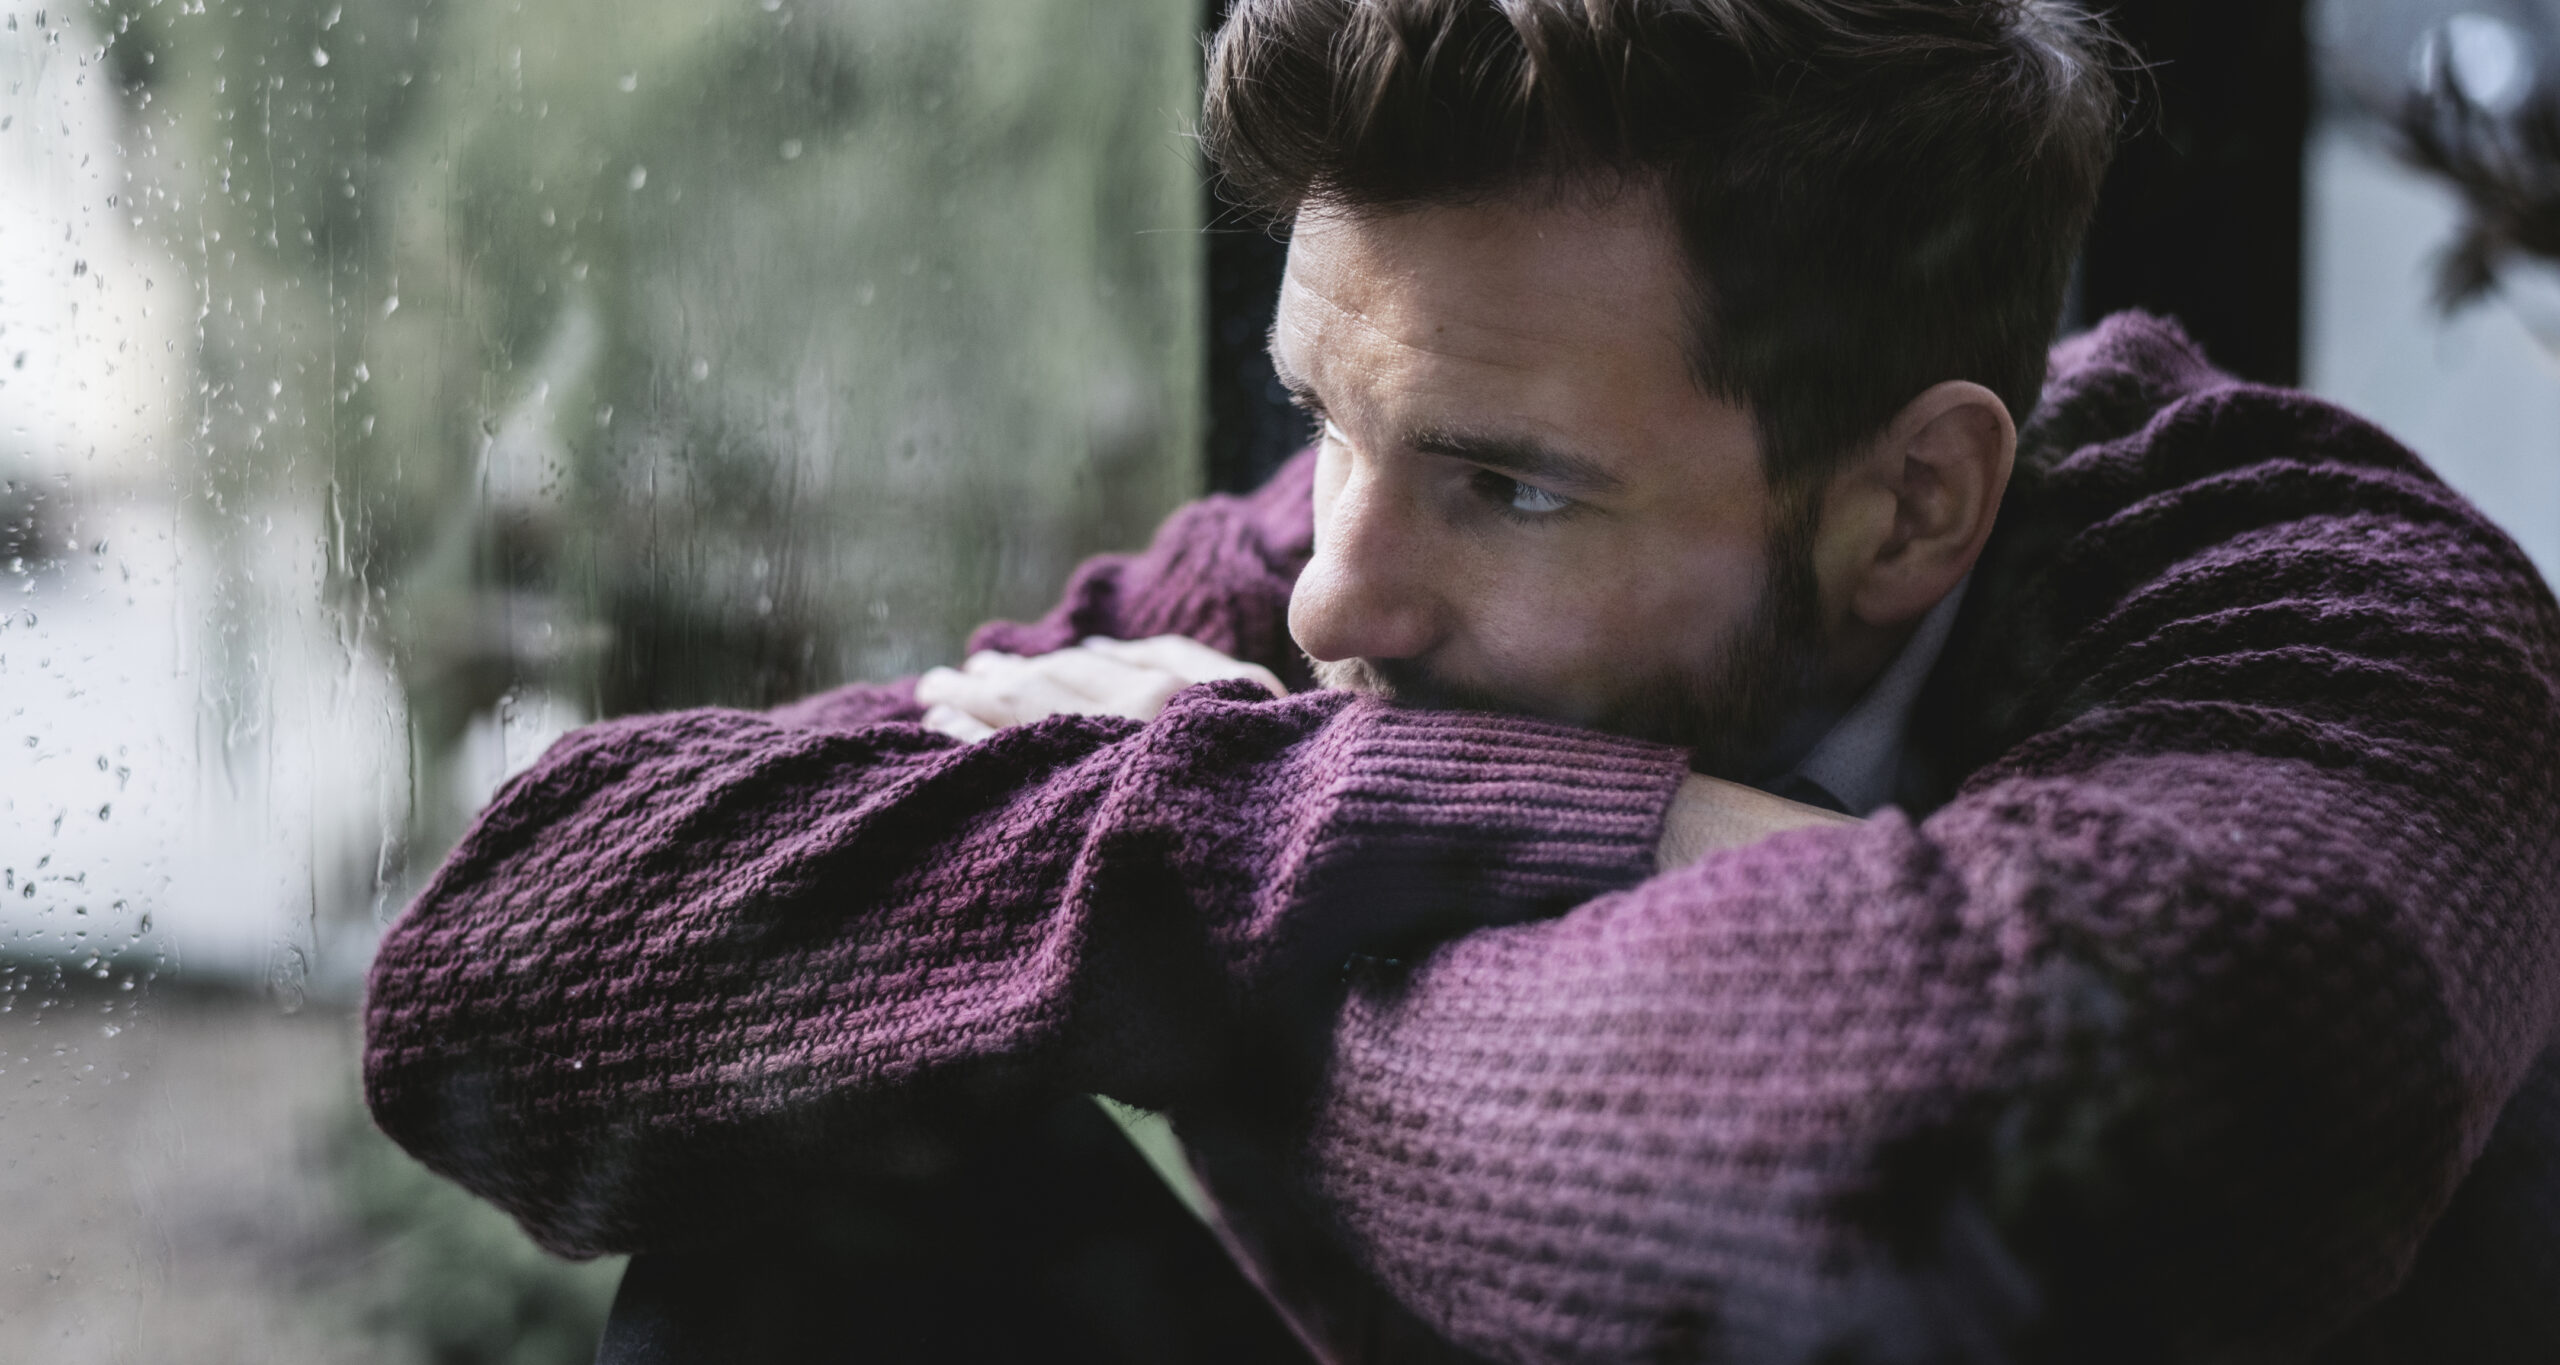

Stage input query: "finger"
[
  {"left": 919, "top": 665, "right": 1016, "bottom": 730},
  {"left": 1131, "top": 634, "right": 1285, "bottom": 693},
  {"left": 1085, "top": 635, "right": 1287, "bottom": 698},
  {"left": 913, "top": 666, "right": 969, "bottom": 708},
  {"left": 1030, "top": 647, "right": 1188, "bottom": 718},
  {"left": 916, "top": 666, "right": 1020, "bottom": 730},
  {"left": 920, "top": 703, "right": 997, "bottom": 743},
  {"left": 964, "top": 652, "right": 1114, "bottom": 723},
  {"left": 924, "top": 659, "right": 1059, "bottom": 727},
  {"left": 1080, "top": 634, "right": 1208, "bottom": 677}
]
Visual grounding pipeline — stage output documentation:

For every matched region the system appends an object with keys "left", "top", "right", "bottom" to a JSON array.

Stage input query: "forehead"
[{"left": 1273, "top": 191, "right": 1700, "bottom": 399}]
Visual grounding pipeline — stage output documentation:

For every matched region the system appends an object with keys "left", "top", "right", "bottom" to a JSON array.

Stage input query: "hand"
[
  {"left": 916, "top": 635, "right": 1287, "bottom": 741},
  {"left": 1654, "top": 773, "right": 1861, "bottom": 872}
]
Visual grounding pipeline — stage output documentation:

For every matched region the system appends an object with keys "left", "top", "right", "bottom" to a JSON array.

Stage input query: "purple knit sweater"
[{"left": 365, "top": 315, "right": 2560, "bottom": 1362}]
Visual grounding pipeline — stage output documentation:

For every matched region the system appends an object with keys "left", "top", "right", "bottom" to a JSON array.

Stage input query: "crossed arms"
[{"left": 367, "top": 399, "right": 2560, "bottom": 1361}]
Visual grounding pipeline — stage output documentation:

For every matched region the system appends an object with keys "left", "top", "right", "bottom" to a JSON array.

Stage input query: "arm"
[
  {"left": 369, "top": 345, "right": 2560, "bottom": 1358},
  {"left": 1655, "top": 771, "right": 1859, "bottom": 870},
  {"left": 1266, "top": 399, "right": 2560, "bottom": 1361},
  {"left": 362, "top": 684, "right": 1687, "bottom": 1256}
]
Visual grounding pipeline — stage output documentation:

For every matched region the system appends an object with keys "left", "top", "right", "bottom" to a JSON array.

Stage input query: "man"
[{"left": 365, "top": 0, "right": 2560, "bottom": 1361}]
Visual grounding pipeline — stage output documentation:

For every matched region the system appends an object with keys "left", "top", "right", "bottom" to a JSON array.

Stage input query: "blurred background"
[{"left": 4, "top": 0, "right": 2560, "bottom": 1360}]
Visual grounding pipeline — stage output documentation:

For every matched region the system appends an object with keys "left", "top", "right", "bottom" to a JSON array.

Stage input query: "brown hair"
[{"left": 1202, "top": 0, "right": 2124, "bottom": 490}]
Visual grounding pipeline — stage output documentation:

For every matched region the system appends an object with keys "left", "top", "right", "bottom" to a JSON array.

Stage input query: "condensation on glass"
[{"left": 1, "top": 0, "right": 1200, "bottom": 1356}]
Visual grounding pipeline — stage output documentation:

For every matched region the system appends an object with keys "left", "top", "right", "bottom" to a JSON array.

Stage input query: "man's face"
[{"left": 1275, "top": 190, "right": 1823, "bottom": 776}]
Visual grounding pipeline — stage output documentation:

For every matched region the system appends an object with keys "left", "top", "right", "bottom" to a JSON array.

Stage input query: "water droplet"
[
  {"left": 628, "top": 165, "right": 648, "bottom": 191},
  {"left": 779, "top": 138, "right": 803, "bottom": 161},
  {"left": 689, "top": 357, "right": 710, "bottom": 381},
  {"left": 381, "top": 294, "right": 399, "bottom": 317},
  {"left": 310, "top": 46, "right": 329, "bottom": 68},
  {"left": 618, "top": 72, "right": 638, "bottom": 93}
]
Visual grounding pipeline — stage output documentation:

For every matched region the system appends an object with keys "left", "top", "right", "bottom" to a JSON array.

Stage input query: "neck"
[{"left": 1741, "top": 613, "right": 1924, "bottom": 783}]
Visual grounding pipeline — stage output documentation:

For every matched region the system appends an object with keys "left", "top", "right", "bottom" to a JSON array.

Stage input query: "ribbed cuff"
[{"left": 1299, "top": 700, "right": 1689, "bottom": 922}]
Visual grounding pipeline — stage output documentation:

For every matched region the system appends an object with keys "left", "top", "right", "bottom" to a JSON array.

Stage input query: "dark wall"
[
  {"left": 1205, "top": 218, "right": 1306, "bottom": 496},
  {"left": 2080, "top": 0, "right": 2311, "bottom": 386},
  {"left": 1202, "top": 0, "right": 1312, "bottom": 496}
]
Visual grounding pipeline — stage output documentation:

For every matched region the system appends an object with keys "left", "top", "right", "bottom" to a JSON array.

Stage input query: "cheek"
[
  {"left": 1470, "top": 536, "right": 1770, "bottom": 687},
  {"left": 1621, "top": 538, "right": 1772, "bottom": 643}
]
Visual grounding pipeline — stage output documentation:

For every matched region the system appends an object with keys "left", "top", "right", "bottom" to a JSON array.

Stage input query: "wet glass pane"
[{"left": 2, "top": 0, "right": 1200, "bottom": 1354}]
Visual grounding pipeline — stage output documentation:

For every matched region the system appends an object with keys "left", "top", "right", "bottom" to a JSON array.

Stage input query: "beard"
[{"left": 1310, "top": 500, "right": 1826, "bottom": 781}]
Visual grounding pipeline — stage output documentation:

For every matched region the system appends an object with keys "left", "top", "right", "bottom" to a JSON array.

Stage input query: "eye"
[
  {"left": 1507, "top": 481, "right": 1572, "bottom": 515},
  {"left": 1321, "top": 418, "right": 1350, "bottom": 447},
  {"left": 1470, "top": 469, "right": 1574, "bottom": 519}
]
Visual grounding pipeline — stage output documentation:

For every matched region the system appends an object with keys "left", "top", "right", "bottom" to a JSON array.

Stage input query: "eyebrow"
[
  {"left": 1266, "top": 329, "right": 1624, "bottom": 496},
  {"left": 1412, "top": 427, "right": 1625, "bottom": 495}
]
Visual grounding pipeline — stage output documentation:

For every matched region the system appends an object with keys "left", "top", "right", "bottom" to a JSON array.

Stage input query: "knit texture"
[{"left": 365, "top": 314, "right": 2560, "bottom": 1363}]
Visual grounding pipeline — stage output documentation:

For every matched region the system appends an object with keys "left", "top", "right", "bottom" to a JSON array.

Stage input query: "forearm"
[
  {"left": 1284, "top": 748, "right": 2550, "bottom": 1364},
  {"left": 362, "top": 682, "right": 1685, "bottom": 1255},
  {"left": 1654, "top": 772, "right": 1860, "bottom": 871}
]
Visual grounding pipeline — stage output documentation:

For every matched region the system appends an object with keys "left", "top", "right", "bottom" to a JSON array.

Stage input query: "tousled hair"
[{"left": 1202, "top": 0, "right": 2125, "bottom": 490}]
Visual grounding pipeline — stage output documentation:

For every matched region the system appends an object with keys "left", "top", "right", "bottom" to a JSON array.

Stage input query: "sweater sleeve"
[
  {"left": 1276, "top": 388, "right": 2560, "bottom": 1363},
  {"left": 361, "top": 683, "right": 1686, "bottom": 1258}
]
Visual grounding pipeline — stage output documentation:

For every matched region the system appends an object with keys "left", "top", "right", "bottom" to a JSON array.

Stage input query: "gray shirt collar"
[{"left": 1781, "top": 574, "right": 1969, "bottom": 816}]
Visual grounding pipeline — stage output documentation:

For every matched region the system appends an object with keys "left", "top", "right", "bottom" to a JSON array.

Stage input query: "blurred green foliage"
[
  {"left": 87, "top": 0, "right": 1203, "bottom": 849},
  {"left": 326, "top": 1098, "right": 627, "bottom": 1365},
  {"left": 54, "top": 0, "right": 1205, "bottom": 1355}
]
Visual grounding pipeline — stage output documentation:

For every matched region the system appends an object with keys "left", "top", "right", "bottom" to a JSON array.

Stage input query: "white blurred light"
[{"left": 2415, "top": 13, "right": 2536, "bottom": 116}]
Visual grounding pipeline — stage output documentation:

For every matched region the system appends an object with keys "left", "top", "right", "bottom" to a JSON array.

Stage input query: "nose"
[{"left": 1288, "top": 460, "right": 1444, "bottom": 665}]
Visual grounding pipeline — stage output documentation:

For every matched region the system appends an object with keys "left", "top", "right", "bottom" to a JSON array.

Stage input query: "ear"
[{"left": 1811, "top": 380, "right": 2017, "bottom": 630}]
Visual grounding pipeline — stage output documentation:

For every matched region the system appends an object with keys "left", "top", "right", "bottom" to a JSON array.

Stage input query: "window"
[{"left": 3, "top": 0, "right": 1200, "bottom": 1357}]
